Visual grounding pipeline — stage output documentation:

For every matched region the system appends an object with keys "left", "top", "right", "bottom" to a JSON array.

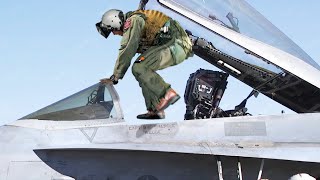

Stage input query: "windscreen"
[{"left": 20, "top": 83, "right": 118, "bottom": 121}]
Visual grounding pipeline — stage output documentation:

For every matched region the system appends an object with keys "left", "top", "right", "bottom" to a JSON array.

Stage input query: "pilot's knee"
[{"left": 132, "top": 63, "right": 144, "bottom": 78}]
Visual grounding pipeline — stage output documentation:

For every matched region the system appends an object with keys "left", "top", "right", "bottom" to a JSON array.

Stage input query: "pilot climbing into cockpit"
[{"left": 96, "top": 9, "right": 193, "bottom": 119}]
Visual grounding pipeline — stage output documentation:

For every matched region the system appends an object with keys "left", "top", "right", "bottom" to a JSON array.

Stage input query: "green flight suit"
[{"left": 113, "top": 13, "right": 193, "bottom": 111}]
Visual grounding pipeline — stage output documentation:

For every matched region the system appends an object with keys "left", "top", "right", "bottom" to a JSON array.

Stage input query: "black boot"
[{"left": 137, "top": 110, "right": 165, "bottom": 119}]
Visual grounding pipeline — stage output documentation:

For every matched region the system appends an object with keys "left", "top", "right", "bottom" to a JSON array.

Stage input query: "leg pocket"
[
  {"left": 158, "top": 47, "right": 175, "bottom": 70},
  {"left": 170, "top": 43, "right": 187, "bottom": 65}
]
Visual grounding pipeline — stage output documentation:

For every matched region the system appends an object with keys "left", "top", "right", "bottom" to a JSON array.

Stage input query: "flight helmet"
[{"left": 96, "top": 9, "right": 125, "bottom": 39}]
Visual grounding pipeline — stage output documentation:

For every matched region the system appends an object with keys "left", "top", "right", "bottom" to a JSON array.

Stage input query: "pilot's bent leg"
[
  {"left": 132, "top": 41, "right": 188, "bottom": 111},
  {"left": 132, "top": 47, "right": 172, "bottom": 111}
]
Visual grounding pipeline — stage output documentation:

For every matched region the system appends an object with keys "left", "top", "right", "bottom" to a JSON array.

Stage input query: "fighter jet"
[{"left": 1, "top": 0, "right": 320, "bottom": 179}]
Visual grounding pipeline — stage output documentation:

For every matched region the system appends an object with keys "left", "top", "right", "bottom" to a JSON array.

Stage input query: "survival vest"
[{"left": 129, "top": 10, "right": 171, "bottom": 47}]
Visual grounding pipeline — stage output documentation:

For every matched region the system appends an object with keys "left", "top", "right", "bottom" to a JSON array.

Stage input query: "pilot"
[{"left": 96, "top": 9, "right": 193, "bottom": 119}]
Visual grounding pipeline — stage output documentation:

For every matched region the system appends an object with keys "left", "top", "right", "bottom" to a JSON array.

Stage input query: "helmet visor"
[{"left": 96, "top": 22, "right": 111, "bottom": 39}]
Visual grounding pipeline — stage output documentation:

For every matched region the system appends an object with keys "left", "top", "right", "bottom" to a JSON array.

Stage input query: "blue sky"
[{"left": 0, "top": 0, "right": 319, "bottom": 124}]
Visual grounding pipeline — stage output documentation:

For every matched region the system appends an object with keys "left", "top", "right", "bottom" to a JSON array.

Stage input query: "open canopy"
[
  {"left": 159, "top": 0, "right": 320, "bottom": 69},
  {"left": 150, "top": 0, "right": 320, "bottom": 70},
  {"left": 142, "top": 0, "right": 320, "bottom": 113}
]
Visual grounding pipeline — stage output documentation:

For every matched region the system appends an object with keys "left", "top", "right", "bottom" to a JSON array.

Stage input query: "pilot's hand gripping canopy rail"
[{"left": 96, "top": 9, "right": 125, "bottom": 39}]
